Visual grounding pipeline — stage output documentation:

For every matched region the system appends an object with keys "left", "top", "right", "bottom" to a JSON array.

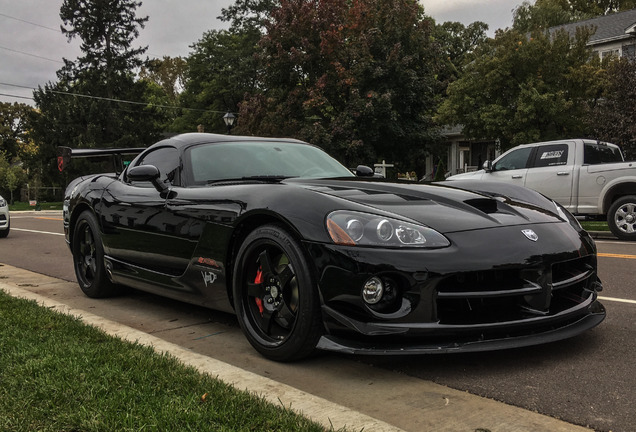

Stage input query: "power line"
[
  {"left": 0, "top": 13, "right": 62, "bottom": 33},
  {"left": 0, "top": 45, "right": 64, "bottom": 64},
  {"left": 0, "top": 82, "right": 232, "bottom": 114},
  {"left": 0, "top": 93, "right": 34, "bottom": 101}
]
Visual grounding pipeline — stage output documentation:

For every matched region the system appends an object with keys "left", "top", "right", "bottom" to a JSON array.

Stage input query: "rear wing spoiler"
[{"left": 57, "top": 146, "right": 146, "bottom": 174}]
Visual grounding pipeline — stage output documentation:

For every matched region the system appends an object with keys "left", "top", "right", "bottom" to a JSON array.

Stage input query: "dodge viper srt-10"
[{"left": 60, "top": 133, "right": 605, "bottom": 361}]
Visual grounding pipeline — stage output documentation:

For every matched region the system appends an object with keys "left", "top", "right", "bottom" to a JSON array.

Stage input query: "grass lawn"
[
  {"left": 0, "top": 291, "right": 330, "bottom": 432},
  {"left": 580, "top": 220, "right": 610, "bottom": 232}
]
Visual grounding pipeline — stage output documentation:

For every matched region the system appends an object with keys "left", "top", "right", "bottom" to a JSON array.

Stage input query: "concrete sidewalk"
[{"left": 0, "top": 264, "right": 591, "bottom": 432}]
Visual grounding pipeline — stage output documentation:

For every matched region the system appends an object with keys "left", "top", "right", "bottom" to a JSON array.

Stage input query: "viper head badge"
[{"left": 522, "top": 229, "right": 539, "bottom": 242}]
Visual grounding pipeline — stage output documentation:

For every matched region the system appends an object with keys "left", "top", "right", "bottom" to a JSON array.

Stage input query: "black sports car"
[{"left": 61, "top": 133, "right": 605, "bottom": 361}]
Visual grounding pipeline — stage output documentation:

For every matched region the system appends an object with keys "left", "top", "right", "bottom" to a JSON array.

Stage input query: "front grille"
[{"left": 436, "top": 256, "right": 596, "bottom": 325}]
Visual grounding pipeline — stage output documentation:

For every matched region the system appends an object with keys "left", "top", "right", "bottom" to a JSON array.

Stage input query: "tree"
[
  {"left": 589, "top": 57, "right": 636, "bottom": 159},
  {"left": 433, "top": 21, "right": 489, "bottom": 91},
  {"left": 236, "top": 0, "right": 443, "bottom": 173},
  {"left": 139, "top": 56, "right": 187, "bottom": 103},
  {"left": 219, "top": 0, "right": 279, "bottom": 32},
  {"left": 437, "top": 26, "right": 603, "bottom": 151},
  {"left": 513, "top": 0, "right": 636, "bottom": 33},
  {"left": 172, "top": 28, "right": 262, "bottom": 133},
  {"left": 32, "top": 0, "right": 163, "bottom": 186},
  {"left": 0, "top": 152, "right": 27, "bottom": 203},
  {"left": 0, "top": 102, "right": 36, "bottom": 161}
]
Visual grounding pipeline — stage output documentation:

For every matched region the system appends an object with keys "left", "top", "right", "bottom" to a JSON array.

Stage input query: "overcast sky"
[{"left": 0, "top": 0, "right": 525, "bottom": 105}]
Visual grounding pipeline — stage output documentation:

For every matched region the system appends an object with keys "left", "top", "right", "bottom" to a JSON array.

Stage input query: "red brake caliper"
[{"left": 254, "top": 268, "right": 264, "bottom": 315}]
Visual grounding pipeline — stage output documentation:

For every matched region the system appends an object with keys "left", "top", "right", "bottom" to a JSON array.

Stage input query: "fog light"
[{"left": 362, "top": 276, "right": 384, "bottom": 304}]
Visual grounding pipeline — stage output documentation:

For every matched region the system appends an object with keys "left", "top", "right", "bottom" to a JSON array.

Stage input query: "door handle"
[
  {"left": 512, "top": 175, "right": 523, "bottom": 179},
  {"left": 557, "top": 172, "right": 570, "bottom": 176}
]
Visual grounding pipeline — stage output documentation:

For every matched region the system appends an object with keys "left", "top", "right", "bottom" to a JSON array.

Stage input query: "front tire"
[
  {"left": 607, "top": 196, "right": 636, "bottom": 241},
  {"left": 233, "top": 225, "right": 323, "bottom": 361},
  {"left": 72, "top": 210, "right": 118, "bottom": 297},
  {"left": 0, "top": 221, "right": 8, "bottom": 238}
]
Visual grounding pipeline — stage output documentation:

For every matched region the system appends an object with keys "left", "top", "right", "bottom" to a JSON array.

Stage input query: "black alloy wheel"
[
  {"left": 233, "top": 225, "right": 323, "bottom": 361},
  {"left": 72, "top": 211, "right": 118, "bottom": 298}
]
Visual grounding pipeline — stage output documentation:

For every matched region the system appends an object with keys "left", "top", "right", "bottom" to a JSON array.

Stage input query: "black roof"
[
  {"left": 549, "top": 8, "right": 636, "bottom": 45},
  {"left": 154, "top": 133, "right": 307, "bottom": 150}
]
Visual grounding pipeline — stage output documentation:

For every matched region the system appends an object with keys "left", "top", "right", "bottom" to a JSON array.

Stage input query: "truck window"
[
  {"left": 493, "top": 147, "right": 533, "bottom": 171},
  {"left": 532, "top": 144, "right": 568, "bottom": 168},
  {"left": 584, "top": 142, "right": 624, "bottom": 164}
]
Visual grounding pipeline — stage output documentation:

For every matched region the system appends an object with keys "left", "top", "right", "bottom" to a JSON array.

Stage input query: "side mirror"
[
  {"left": 483, "top": 160, "right": 493, "bottom": 172},
  {"left": 128, "top": 165, "right": 169, "bottom": 193},
  {"left": 355, "top": 165, "right": 375, "bottom": 177}
]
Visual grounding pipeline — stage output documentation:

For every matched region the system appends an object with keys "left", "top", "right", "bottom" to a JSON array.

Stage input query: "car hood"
[
  {"left": 294, "top": 178, "right": 563, "bottom": 234},
  {"left": 446, "top": 170, "right": 486, "bottom": 180}
]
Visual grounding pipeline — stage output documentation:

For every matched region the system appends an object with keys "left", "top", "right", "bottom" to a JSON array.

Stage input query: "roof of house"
[{"left": 550, "top": 8, "right": 636, "bottom": 46}]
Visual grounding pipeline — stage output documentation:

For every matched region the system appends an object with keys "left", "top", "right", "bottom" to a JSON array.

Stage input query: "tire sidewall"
[
  {"left": 72, "top": 211, "right": 114, "bottom": 297},
  {"left": 233, "top": 225, "right": 322, "bottom": 361},
  {"left": 607, "top": 195, "right": 636, "bottom": 241}
]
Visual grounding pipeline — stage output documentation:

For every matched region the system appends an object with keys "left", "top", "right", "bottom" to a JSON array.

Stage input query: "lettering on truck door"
[{"left": 524, "top": 143, "right": 574, "bottom": 209}]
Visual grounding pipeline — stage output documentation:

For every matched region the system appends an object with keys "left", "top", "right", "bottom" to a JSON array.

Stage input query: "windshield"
[{"left": 186, "top": 141, "right": 354, "bottom": 184}]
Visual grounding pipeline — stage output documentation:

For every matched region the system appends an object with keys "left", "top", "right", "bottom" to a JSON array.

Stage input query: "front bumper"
[{"left": 306, "top": 222, "right": 605, "bottom": 354}]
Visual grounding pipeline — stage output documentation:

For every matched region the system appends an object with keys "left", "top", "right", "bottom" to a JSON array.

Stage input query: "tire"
[
  {"left": 0, "top": 221, "right": 8, "bottom": 238},
  {"left": 233, "top": 225, "right": 323, "bottom": 361},
  {"left": 72, "top": 210, "right": 118, "bottom": 298},
  {"left": 607, "top": 195, "right": 636, "bottom": 241}
]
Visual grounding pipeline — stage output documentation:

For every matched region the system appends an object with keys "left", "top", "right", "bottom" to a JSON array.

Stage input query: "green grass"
[
  {"left": 0, "top": 291, "right": 330, "bottom": 432},
  {"left": 580, "top": 220, "right": 610, "bottom": 232},
  {"left": 8, "top": 201, "right": 63, "bottom": 211}
]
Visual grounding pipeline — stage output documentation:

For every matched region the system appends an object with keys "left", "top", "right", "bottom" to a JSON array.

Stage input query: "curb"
[{"left": 0, "top": 281, "right": 404, "bottom": 432}]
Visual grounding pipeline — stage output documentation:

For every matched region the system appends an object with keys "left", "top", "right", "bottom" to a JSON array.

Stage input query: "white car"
[{"left": 0, "top": 194, "right": 9, "bottom": 238}]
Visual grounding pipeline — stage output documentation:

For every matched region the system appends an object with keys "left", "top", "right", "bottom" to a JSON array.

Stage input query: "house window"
[
  {"left": 623, "top": 43, "right": 636, "bottom": 59},
  {"left": 601, "top": 48, "right": 620, "bottom": 59}
]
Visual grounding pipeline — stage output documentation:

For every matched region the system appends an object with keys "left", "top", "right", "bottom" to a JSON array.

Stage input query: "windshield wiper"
[{"left": 207, "top": 175, "right": 297, "bottom": 184}]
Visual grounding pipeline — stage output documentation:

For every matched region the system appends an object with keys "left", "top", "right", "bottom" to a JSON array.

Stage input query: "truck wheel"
[{"left": 607, "top": 195, "right": 636, "bottom": 241}]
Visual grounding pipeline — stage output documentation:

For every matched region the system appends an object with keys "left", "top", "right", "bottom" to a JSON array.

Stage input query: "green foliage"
[
  {"left": 589, "top": 57, "right": 636, "bottom": 159},
  {"left": 219, "top": 0, "right": 279, "bottom": 32},
  {"left": 437, "top": 26, "right": 603, "bottom": 151},
  {"left": 139, "top": 56, "right": 187, "bottom": 102},
  {"left": 434, "top": 21, "right": 489, "bottom": 87},
  {"left": 173, "top": 28, "right": 262, "bottom": 134},
  {"left": 0, "top": 152, "right": 27, "bottom": 203},
  {"left": 32, "top": 0, "right": 167, "bottom": 187},
  {"left": 0, "top": 102, "right": 36, "bottom": 161},
  {"left": 236, "top": 0, "right": 443, "bottom": 172}
]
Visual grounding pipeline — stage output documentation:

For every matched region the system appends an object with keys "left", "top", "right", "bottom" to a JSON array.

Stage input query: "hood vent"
[{"left": 464, "top": 198, "right": 499, "bottom": 214}]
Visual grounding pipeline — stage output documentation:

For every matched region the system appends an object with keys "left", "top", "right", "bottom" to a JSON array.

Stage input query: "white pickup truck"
[{"left": 448, "top": 139, "right": 636, "bottom": 240}]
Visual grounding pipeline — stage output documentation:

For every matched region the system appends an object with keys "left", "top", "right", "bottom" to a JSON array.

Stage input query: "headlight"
[
  {"left": 554, "top": 202, "right": 583, "bottom": 231},
  {"left": 326, "top": 210, "right": 450, "bottom": 248},
  {"left": 0, "top": 197, "right": 6, "bottom": 207}
]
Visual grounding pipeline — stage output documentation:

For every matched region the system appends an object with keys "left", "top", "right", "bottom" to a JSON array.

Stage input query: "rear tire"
[
  {"left": 607, "top": 196, "right": 636, "bottom": 241},
  {"left": 72, "top": 211, "right": 118, "bottom": 297},
  {"left": 233, "top": 225, "right": 323, "bottom": 361},
  {"left": 0, "top": 221, "right": 8, "bottom": 238}
]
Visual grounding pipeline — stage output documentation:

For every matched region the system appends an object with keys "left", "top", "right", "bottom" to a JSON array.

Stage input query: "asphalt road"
[{"left": 2, "top": 211, "right": 635, "bottom": 432}]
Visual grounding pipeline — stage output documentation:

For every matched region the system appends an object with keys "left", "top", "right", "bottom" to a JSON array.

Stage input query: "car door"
[
  {"left": 100, "top": 146, "right": 196, "bottom": 275},
  {"left": 485, "top": 146, "right": 534, "bottom": 185},
  {"left": 523, "top": 143, "right": 573, "bottom": 208}
]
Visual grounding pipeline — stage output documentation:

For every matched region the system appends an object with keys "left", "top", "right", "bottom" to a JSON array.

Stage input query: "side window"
[
  {"left": 584, "top": 142, "right": 624, "bottom": 164},
  {"left": 131, "top": 147, "right": 180, "bottom": 186},
  {"left": 493, "top": 147, "right": 533, "bottom": 171},
  {"left": 531, "top": 144, "right": 568, "bottom": 168}
]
